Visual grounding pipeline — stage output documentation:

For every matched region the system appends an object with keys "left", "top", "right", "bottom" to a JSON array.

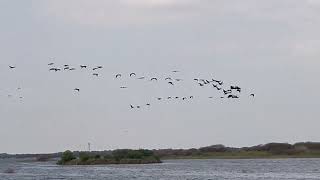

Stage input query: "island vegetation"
[
  {"left": 1, "top": 142, "right": 320, "bottom": 165},
  {"left": 57, "top": 149, "right": 161, "bottom": 165}
]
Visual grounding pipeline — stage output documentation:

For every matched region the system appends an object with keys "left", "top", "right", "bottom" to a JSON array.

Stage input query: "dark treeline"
[{"left": 1, "top": 142, "right": 320, "bottom": 160}]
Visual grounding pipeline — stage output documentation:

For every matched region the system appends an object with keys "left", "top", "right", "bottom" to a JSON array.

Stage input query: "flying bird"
[
  {"left": 130, "top": 73, "right": 136, "bottom": 77},
  {"left": 199, "top": 83, "right": 204, "bottom": 86},
  {"left": 157, "top": 98, "right": 162, "bottom": 100},
  {"left": 175, "top": 79, "right": 183, "bottom": 81},
  {"left": 9, "top": 66, "right": 15, "bottom": 69},
  {"left": 172, "top": 70, "right": 179, "bottom": 73},
  {"left": 64, "top": 67, "right": 70, "bottom": 70},
  {"left": 120, "top": 86, "right": 127, "bottom": 89},
  {"left": 130, "top": 105, "right": 134, "bottom": 109},
  {"left": 74, "top": 88, "right": 80, "bottom": 92},
  {"left": 150, "top": 77, "right": 157, "bottom": 81},
  {"left": 250, "top": 94, "right": 255, "bottom": 97},
  {"left": 223, "top": 89, "right": 232, "bottom": 94},
  {"left": 80, "top": 65, "right": 87, "bottom": 68},
  {"left": 115, "top": 74, "right": 121, "bottom": 78},
  {"left": 97, "top": 66, "right": 103, "bottom": 69},
  {"left": 93, "top": 73, "right": 99, "bottom": 77},
  {"left": 69, "top": 68, "right": 76, "bottom": 71},
  {"left": 137, "top": 77, "right": 145, "bottom": 79},
  {"left": 146, "top": 103, "right": 151, "bottom": 106},
  {"left": 64, "top": 65, "right": 69, "bottom": 67},
  {"left": 168, "top": 82, "right": 174, "bottom": 85},
  {"left": 190, "top": 96, "right": 194, "bottom": 99},
  {"left": 93, "top": 67, "right": 98, "bottom": 71},
  {"left": 165, "top": 77, "right": 172, "bottom": 80},
  {"left": 182, "top": 97, "right": 187, "bottom": 100},
  {"left": 228, "top": 95, "right": 239, "bottom": 98},
  {"left": 48, "top": 63, "right": 54, "bottom": 66}
]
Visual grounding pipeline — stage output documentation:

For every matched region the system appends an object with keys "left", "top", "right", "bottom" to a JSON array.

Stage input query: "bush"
[
  {"left": 94, "top": 154, "right": 101, "bottom": 159},
  {"left": 79, "top": 152, "right": 90, "bottom": 162},
  {"left": 58, "top": 150, "right": 76, "bottom": 164}
]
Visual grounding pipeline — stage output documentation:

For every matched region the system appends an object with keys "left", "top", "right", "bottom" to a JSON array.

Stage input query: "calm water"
[{"left": 0, "top": 158, "right": 320, "bottom": 180}]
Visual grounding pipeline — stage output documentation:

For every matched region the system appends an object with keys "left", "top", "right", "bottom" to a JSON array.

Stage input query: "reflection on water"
[{"left": 0, "top": 158, "right": 320, "bottom": 180}]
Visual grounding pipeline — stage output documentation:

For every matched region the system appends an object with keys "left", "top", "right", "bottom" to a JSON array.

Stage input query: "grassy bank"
[{"left": 160, "top": 151, "right": 320, "bottom": 160}]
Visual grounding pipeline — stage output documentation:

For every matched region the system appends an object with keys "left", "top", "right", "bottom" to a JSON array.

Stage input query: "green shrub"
[
  {"left": 79, "top": 152, "right": 90, "bottom": 162},
  {"left": 58, "top": 150, "right": 76, "bottom": 164}
]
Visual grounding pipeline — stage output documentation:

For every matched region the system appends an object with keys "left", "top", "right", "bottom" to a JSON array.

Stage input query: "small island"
[{"left": 57, "top": 149, "right": 161, "bottom": 165}]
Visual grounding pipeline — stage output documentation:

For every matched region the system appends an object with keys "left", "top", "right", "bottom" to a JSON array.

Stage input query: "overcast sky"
[{"left": 1, "top": 0, "right": 320, "bottom": 154}]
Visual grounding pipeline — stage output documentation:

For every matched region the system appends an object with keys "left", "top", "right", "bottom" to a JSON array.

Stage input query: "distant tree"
[{"left": 58, "top": 150, "right": 76, "bottom": 164}]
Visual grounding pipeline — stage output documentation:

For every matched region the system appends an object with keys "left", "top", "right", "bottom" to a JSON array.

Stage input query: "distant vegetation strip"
[{"left": 1, "top": 142, "right": 320, "bottom": 162}]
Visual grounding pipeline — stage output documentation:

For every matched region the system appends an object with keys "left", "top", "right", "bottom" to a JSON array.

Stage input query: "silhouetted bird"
[
  {"left": 9, "top": 66, "right": 15, "bottom": 69},
  {"left": 64, "top": 67, "right": 69, "bottom": 70},
  {"left": 93, "top": 67, "right": 98, "bottom": 71},
  {"left": 228, "top": 95, "right": 239, "bottom": 98},
  {"left": 130, "top": 105, "right": 134, "bottom": 109},
  {"left": 157, "top": 98, "right": 162, "bottom": 100},
  {"left": 175, "top": 97, "right": 179, "bottom": 99},
  {"left": 223, "top": 89, "right": 232, "bottom": 94},
  {"left": 64, "top": 65, "right": 69, "bottom": 67},
  {"left": 194, "top": 78, "right": 199, "bottom": 81},
  {"left": 150, "top": 78, "right": 157, "bottom": 81},
  {"left": 120, "top": 86, "right": 127, "bottom": 89},
  {"left": 80, "top": 65, "right": 87, "bottom": 68},
  {"left": 146, "top": 103, "right": 151, "bottom": 106},
  {"left": 97, "top": 66, "right": 103, "bottom": 69},
  {"left": 165, "top": 77, "right": 172, "bottom": 80},
  {"left": 190, "top": 96, "right": 194, "bottom": 99},
  {"left": 48, "top": 63, "right": 54, "bottom": 66},
  {"left": 74, "top": 88, "right": 80, "bottom": 92},
  {"left": 69, "top": 68, "right": 76, "bottom": 71},
  {"left": 167, "top": 96, "right": 172, "bottom": 99},
  {"left": 172, "top": 70, "right": 179, "bottom": 73},
  {"left": 182, "top": 97, "right": 186, "bottom": 100},
  {"left": 231, "top": 86, "right": 241, "bottom": 90},
  {"left": 54, "top": 68, "right": 61, "bottom": 72},
  {"left": 93, "top": 73, "right": 99, "bottom": 77},
  {"left": 175, "top": 79, "right": 183, "bottom": 81},
  {"left": 250, "top": 94, "right": 255, "bottom": 97},
  {"left": 209, "top": 96, "right": 213, "bottom": 98},
  {"left": 168, "top": 82, "right": 174, "bottom": 85},
  {"left": 115, "top": 74, "right": 121, "bottom": 78},
  {"left": 136, "top": 106, "right": 141, "bottom": 108},
  {"left": 49, "top": 68, "right": 56, "bottom": 71},
  {"left": 199, "top": 83, "right": 204, "bottom": 86},
  {"left": 137, "top": 77, "right": 145, "bottom": 79},
  {"left": 130, "top": 73, "right": 136, "bottom": 77}
]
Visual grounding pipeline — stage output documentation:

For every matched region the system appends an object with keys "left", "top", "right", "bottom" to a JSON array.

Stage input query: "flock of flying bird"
[{"left": 4, "top": 63, "right": 255, "bottom": 109}]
